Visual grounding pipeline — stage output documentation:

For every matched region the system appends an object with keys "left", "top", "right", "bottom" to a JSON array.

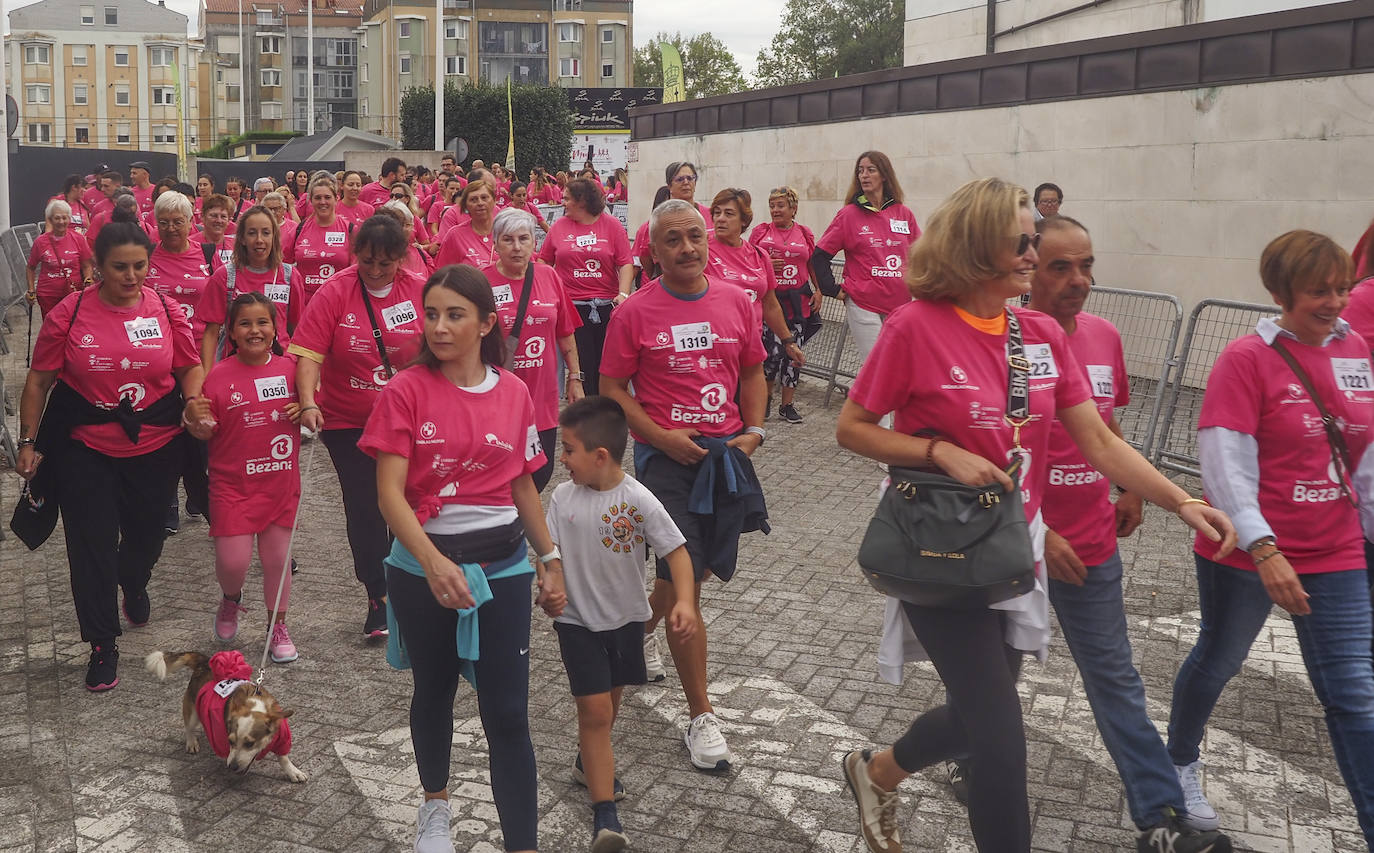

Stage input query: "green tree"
[
  {"left": 755, "top": 0, "right": 903, "bottom": 88},
  {"left": 400, "top": 81, "right": 574, "bottom": 173},
  {"left": 633, "top": 32, "right": 749, "bottom": 100}
]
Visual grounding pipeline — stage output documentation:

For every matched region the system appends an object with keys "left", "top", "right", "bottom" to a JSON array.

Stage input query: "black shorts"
[
  {"left": 554, "top": 620, "right": 647, "bottom": 697},
  {"left": 636, "top": 452, "right": 724, "bottom": 584}
]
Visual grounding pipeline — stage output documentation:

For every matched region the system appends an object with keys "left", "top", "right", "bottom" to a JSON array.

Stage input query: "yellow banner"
[
  {"left": 660, "top": 43, "right": 685, "bottom": 103},
  {"left": 506, "top": 78, "right": 516, "bottom": 176}
]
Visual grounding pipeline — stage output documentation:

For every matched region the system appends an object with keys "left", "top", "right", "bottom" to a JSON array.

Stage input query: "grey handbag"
[{"left": 856, "top": 308, "right": 1037, "bottom": 608}]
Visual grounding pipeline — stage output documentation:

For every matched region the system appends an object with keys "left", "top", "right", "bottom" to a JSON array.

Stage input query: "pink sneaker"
[
  {"left": 269, "top": 622, "right": 298, "bottom": 663},
  {"left": 213, "top": 597, "right": 248, "bottom": 643}
]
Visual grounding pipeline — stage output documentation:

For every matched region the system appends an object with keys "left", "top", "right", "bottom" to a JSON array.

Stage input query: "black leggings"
[
  {"left": 387, "top": 564, "right": 537, "bottom": 852},
  {"left": 532, "top": 427, "right": 557, "bottom": 493},
  {"left": 572, "top": 301, "right": 612, "bottom": 396},
  {"left": 893, "top": 603, "right": 1029, "bottom": 852},
  {"left": 321, "top": 428, "right": 388, "bottom": 600}
]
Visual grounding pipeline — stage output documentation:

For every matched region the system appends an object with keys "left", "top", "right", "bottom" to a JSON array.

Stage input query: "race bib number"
[
  {"left": 889, "top": 219, "right": 910, "bottom": 235},
  {"left": 525, "top": 424, "right": 541, "bottom": 462},
  {"left": 324, "top": 231, "right": 347, "bottom": 246},
  {"left": 124, "top": 316, "right": 163, "bottom": 343},
  {"left": 491, "top": 284, "right": 514, "bottom": 307},
  {"left": 1332, "top": 357, "right": 1373, "bottom": 392},
  {"left": 672, "top": 321, "right": 713, "bottom": 353},
  {"left": 575, "top": 233, "right": 598, "bottom": 248},
  {"left": 1086, "top": 364, "right": 1114, "bottom": 398},
  {"left": 254, "top": 375, "right": 290, "bottom": 402},
  {"left": 264, "top": 283, "right": 291, "bottom": 305},
  {"left": 1024, "top": 343, "right": 1059, "bottom": 379},
  {"left": 382, "top": 300, "right": 417, "bottom": 330},
  {"left": 218, "top": 249, "right": 232, "bottom": 263},
  {"left": 212, "top": 678, "right": 247, "bottom": 699}
]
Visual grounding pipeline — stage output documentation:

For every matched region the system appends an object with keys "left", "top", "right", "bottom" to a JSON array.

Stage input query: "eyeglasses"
[
  {"left": 672, "top": 174, "right": 698, "bottom": 185},
  {"left": 391, "top": 193, "right": 407, "bottom": 200},
  {"left": 1013, "top": 232, "right": 1042, "bottom": 256}
]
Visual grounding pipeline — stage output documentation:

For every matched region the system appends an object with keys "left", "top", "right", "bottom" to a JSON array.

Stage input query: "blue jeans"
[
  {"left": 1048, "top": 550, "right": 1187, "bottom": 829},
  {"left": 1167, "top": 555, "right": 1374, "bottom": 846}
]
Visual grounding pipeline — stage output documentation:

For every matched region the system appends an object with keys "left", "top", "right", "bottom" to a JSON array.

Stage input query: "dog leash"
[{"left": 254, "top": 430, "right": 319, "bottom": 686}]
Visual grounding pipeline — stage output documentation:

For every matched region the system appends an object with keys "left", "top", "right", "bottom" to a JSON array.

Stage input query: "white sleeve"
[
  {"left": 1198, "top": 426, "right": 1273, "bottom": 549},
  {"left": 544, "top": 487, "right": 562, "bottom": 548},
  {"left": 1353, "top": 445, "right": 1374, "bottom": 542}
]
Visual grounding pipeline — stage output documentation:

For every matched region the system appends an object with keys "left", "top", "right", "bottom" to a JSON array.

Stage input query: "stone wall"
[{"left": 630, "top": 74, "right": 1374, "bottom": 309}]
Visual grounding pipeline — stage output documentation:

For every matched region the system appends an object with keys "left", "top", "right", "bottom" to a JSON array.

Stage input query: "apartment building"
[
  {"left": 356, "top": 0, "right": 632, "bottom": 140},
  {"left": 4, "top": 0, "right": 205, "bottom": 152},
  {"left": 199, "top": 0, "right": 362, "bottom": 137}
]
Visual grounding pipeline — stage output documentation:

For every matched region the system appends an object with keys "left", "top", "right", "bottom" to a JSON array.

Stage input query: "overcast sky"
[{"left": 6, "top": 0, "right": 789, "bottom": 78}]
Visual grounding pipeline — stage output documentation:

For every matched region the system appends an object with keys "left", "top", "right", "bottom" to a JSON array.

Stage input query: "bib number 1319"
[{"left": 672, "top": 321, "right": 713, "bottom": 352}]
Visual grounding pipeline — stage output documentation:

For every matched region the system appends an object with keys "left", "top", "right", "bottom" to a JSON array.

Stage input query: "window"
[
  {"left": 331, "top": 38, "right": 355, "bottom": 65},
  {"left": 150, "top": 47, "right": 174, "bottom": 66},
  {"left": 260, "top": 36, "right": 280, "bottom": 54},
  {"left": 114, "top": 47, "right": 129, "bottom": 66},
  {"left": 445, "top": 20, "right": 467, "bottom": 40},
  {"left": 445, "top": 55, "right": 466, "bottom": 75},
  {"left": 327, "top": 70, "right": 353, "bottom": 99},
  {"left": 154, "top": 125, "right": 175, "bottom": 144},
  {"left": 152, "top": 86, "right": 175, "bottom": 105},
  {"left": 360, "top": 63, "right": 368, "bottom": 83},
  {"left": 80, "top": 5, "right": 94, "bottom": 24},
  {"left": 294, "top": 70, "right": 309, "bottom": 99},
  {"left": 399, "top": 54, "right": 411, "bottom": 74},
  {"left": 73, "top": 84, "right": 88, "bottom": 105},
  {"left": 27, "top": 123, "right": 51, "bottom": 143},
  {"left": 360, "top": 98, "right": 368, "bottom": 115},
  {"left": 256, "top": 9, "right": 278, "bottom": 25},
  {"left": 25, "top": 85, "right": 51, "bottom": 104},
  {"left": 559, "top": 57, "right": 579, "bottom": 78},
  {"left": 72, "top": 46, "right": 88, "bottom": 66},
  {"left": 601, "top": 62, "right": 613, "bottom": 78},
  {"left": 104, "top": 6, "right": 118, "bottom": 25},
  {"left": 261, "top": 69, "right": 281, "bottom": 87},
  {"left": 602, "top": 27, "right": 615, "bottom": 43},
  {"left": 555, "top": 0, "right": 581, "bottom": 9},
  {"left": 75, "top": 125, "right": 90, "bottom": 144},
  {"left": 398, "top": 21, "right": 411, "bottom": 39},
  {"left": 24, "top": 45, "right": 50, "bottom": 65},
  {"left": 226, "top": 84, "right": 241, "bottom": 103},
  {"left": 114, "top": 84, "right": 130, "bottom": 106},
  {"left": 262, "top": 101, "right": 283, "bottom": 119},
  {"left": 116, "top": 122, "right": 130, "bottom": 144},
  {"left": 557, "top": 23, "right": 580, "bottom": 43}
]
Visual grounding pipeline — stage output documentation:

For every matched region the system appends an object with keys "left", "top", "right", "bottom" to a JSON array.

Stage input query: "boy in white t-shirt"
[{"left": 545, "top": 397, "right": 696, "bottom": 853}]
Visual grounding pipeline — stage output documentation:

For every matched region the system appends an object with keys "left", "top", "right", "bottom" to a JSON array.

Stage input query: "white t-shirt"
[{"left": 545, "top": 474, "right": 686, "bottom": 632}]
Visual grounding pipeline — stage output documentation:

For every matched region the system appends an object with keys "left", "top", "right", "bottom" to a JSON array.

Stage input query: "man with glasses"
[{"left": 1034, "top": 182, "right": 1063, "bottom": 220}]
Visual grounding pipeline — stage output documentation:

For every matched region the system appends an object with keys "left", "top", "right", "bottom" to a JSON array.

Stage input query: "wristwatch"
[
  {"left": 781, "top": 336, "right": 797, "bottom": 346},
  {"left": 745, "top": 426, "right": 767, "bottom": 444},
  {"left": 538, "top": 546, "right": 562, "bottom": 564}
]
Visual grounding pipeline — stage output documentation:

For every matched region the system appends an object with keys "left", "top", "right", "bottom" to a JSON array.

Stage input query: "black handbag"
[{"left": 856, "top": 309, "right": 1038, "bottom": 608}]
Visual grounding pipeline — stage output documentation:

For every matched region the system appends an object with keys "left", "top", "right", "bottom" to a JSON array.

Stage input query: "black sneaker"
[
  {"left": 184, "top": 498, "right": 204, "bottom": 519},
  {"left": 290, "top": 558, "right": 299, "bottom": 575},
  {"left": 1137, "top": 814, "right": 1232, "bottom": 853},
  {"left": 85, "top": 642, "right": 119, "bottom": 691},
  {"left": 778, "top": 403, "right": 804, "bottom": 424},
  {"left": 164, "top": 501, "right": 180, "bottom": 535},
  {"left": 945, "top": 759, "right": 969, "bottom": 805},
  {"left": 122, "top": 588, "right": 150, "bottom": 626},
  {"left": 590, "top": 801, "right": 628, "bottom": 853},
  {"left": 364, "top": 598, "right": 389, "bottom": 638},
  {"left": 573, "top": 751, "right": 627, "bottom": 801}
]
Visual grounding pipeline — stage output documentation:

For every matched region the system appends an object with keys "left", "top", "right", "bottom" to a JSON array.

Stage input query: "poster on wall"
[{"left": 569, "top": 132, "right": 631, "bottom": 178}]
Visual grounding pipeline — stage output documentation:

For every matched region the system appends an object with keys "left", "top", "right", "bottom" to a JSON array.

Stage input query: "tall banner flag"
[
  {"left": 660, "top": 43, "right": 685, "bottom": 103},
  {"left": 172, "top": 60, "right": 187, "bottom": 180},
  {"left": 506, "top": 78, "right": 516, "bottom": 176}
]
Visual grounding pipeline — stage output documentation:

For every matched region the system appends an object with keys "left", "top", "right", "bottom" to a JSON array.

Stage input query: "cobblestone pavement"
[{"left": 0, "top": 304, "right": 1365, "bottom": 852}]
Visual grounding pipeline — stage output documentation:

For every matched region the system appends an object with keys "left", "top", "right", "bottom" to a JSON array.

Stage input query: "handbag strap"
[
  {"left": 358, "top": 275, "right": 395, "bottom": 379},
  {"left": 1272, "top": 338, "right": 1358, "bottom": 505},
  {"left": 509, "top": 262, "right": 536, "bottom": 340},
  {"left": 1004, "top": 308, "right": 1031, "bottom": 446}
]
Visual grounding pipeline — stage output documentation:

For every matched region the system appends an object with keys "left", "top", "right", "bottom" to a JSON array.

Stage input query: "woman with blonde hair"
[{"left": 835, "top": 177, "right": 1236, "bottom": 853}]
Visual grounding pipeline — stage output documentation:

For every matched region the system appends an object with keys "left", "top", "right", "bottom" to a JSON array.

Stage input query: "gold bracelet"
[
  {"left": 1176, "top": 497, "right": 1209, "bottom": 513},
  {"left": 1254, "top": 549, "right": 1283, "bottom": 567}
]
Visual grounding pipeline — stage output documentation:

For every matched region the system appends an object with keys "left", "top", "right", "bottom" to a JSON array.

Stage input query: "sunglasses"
[
  {"left": 1014, "top": 232, "right": 1042, "bottom": 256},
  {"left": 391, "top": 193, "right": 407, "bottom": 200}
]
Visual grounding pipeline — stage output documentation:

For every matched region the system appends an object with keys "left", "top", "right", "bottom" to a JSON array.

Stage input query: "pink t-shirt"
[
  {"left": 358, "top": 366, "right": 546, "bottom": 519},
  {"left": 131, "top": 184, "right": 155, "bottom": 217},
  {"left": 200, "top": 354, "right": 301, "bottom": 537},
  {"left": 284, "top": 218, "right": 355, "bottom": 304},
  {"left": 632, "top": 202, "right": 712, "bottom": 286},
  {"left": 483, "top": 265, "right": 581, "bottom": 430},
  {"left": 749, "top": 221, "right": 816, "bottom": 291},
  {"left": 537, "top": 213, "right": 633, "bottom": 300},
  {"left": 335, "top": 200, "right": 375, "bottom": 228},
  {"left": 276, "top": 218, "right": 298, "bottom": 251},
  {"left": 147, "top": 244, "right": 212, "bottom": 340},
  {"left": 288, "top": 265, "right": 426, "bottom": 430},
  {"left": 600, "top": 278, "right": 766, "bottom": 443},
  {"left": 435, "top": 222, "right": 496, "bottom": 270},
  {"left": 201, "top": 235, "right": 235, "bottom": 272},
  {"left": 706, "top": 234, "right": 778, "bottom": 331},
  {"left": 1342, "top": 277, "right": 1374, "bottom": 348},
  {"left": 1042, "top": 313, "right": 1130, "bottom": 566},
  {"left": 1196, "top": 331, "right": 1374, "bottom": 574},
  {"left": 402, "top": 244, "right": 434, "bottom": 278},
  {"left": 815, "top": 202, "right": 921, "bottom": 315},
  {"left": 358, "top": 181, "right": 391, "bottom": 208},
  {"left": 198, "top": 264, "right": 304, "bottom": 351},
  {"left": 28, "top": 231, "right": 91, "bottom": 311},
  {"left": 848, "top": 302, "right": 1091, "bottom": 520},
  {"left": 32, "top": 285, "right": 200, "bottom": 457},
  {"left": 426, "top": 200, "right": 453, "bottom": 229},
  {"left": 534, "top": 184, "right": 562, "bottom": 205},
  {"left": 437, "top": 204, "right": 472, "bottom": 239}
]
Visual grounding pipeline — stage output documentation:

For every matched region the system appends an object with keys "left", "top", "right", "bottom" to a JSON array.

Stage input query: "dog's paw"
[{"left": 280, "top": 755, "right": 307, "bottom": 783}]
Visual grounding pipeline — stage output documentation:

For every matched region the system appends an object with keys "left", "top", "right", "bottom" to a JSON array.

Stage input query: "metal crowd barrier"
[
  {"left": 1153, "top": 298, "right": 1278, "bottom": 477},
  {"left": 0, "top": 224, "right": 40, "bottom": 355}
]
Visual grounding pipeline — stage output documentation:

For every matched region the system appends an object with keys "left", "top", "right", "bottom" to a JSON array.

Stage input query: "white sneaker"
[
  {"left": 842, "top": 750, "right": 902, "bottom": 853},
  {"left": 414, "top": 798, "right": 454, "bottom": 853},
  {"left": 1174, "top": 761, "right": 1220, "bottom": 831},
  {"left": 684, "top": 711, "right": 732, "bottom": 772},
  {"left": 643, "top": 632, "right": 666, "bottom": 682}
]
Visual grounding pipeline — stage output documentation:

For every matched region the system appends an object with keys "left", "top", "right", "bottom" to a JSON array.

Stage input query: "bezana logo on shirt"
[
  {"left": 117, "top": 382, "right": 147, "bottom": 407},
  {"left": 1293, "top": 459, "right": 1348, "bottom": 503},
  {"left": 668, "top": 382, "right": 730, "bottom": 425},
  {"left": 574, "top": 258, "right": 603, "bottom": 278},
  {"left": 246, "top": 433, "right": 295, "bottom": 475},
  {"left": 871, "top": 255, "right": 903, "bottom": 278}
]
